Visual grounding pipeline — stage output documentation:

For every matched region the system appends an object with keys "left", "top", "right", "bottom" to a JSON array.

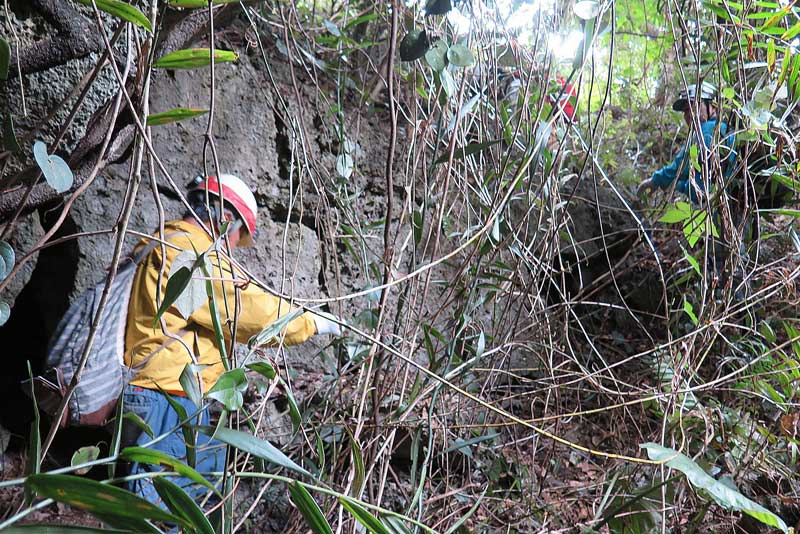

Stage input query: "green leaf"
[
  {"left": 120, "top": 446, "right": 219, "bottom": 494},
  {"left": 74, "top": 0, "right": 152, "bottom": 32},
  {"left": 25, "top": 474, "right": 185, "bottom": 526},
  {"left": 168, "top": 0, "right": 238, "bottom": 6},
  {"left": 280, "top": 378, "right": 302, "bottom": 434},
  {"left": 153, "top": 477, "right": 215, "bottom": 534},
  {"left": 0, "top": 300, "right": 10, "bottom": 327},
  {"left": 154, "top": 266, "right": 192, "bottom": 326},
  {"left": 122, "top": 411, "right": 153, "bottom": 438},
  {"left": 0, "top": 242, "right": 14, "bottom": 281},
  {"left": 33, "top": 140, "right": 74, "bottom": 193},
  {"left": 25, "top": 363, "right": 40, "bottom": 506},
  {"left": 446, "top": 43, "right": 474, "bottom": 68},
  {"left": 171, "top": 249, "right": 211, "bottom": 320},
  {"left": 154, "top": 48, "right": 238, "bottom": 69},
  {"left": 681, "top": 246, "right": 701, "bottom": 276},
  {"left": 3, "top": 527, "right": 132, "bottom": 533},
  {"left": 399, "top": 30, "right": 429, "bottom": 61},
  {"left": 689, "top": 144, "right": 700, "bottom": 172},
  {"left": 339, "top": 498, "right": 392, "bottom": 534},
  {"left": 245, "top": 361, "right": 276, "bottom": 380},
  {"left": 248, "top": 308, "right": 304, "bottom": 348},
  {"left": 683, "top": 298, "right": 699, "bottom": 326},
  {"left": 336, "top": 153, "right": 354, "bottom": 179},
  {"left": 0, "top": 37, "right": 9, "bottom": 81},
  {"left": 349, "top": 433, "right": 365, "bottom": 497},
  {"left": 323, "top": 20, "right": 341, "bottom": 37},
  {"left": 197, "top": 425, "right": 311, "bottom": 477},
  {"left": 424, "top": 39, "right": 448, "bottom": 72},
  {"left": 206, "top": 368, "right": 248, "bottom": 411},
  {"left": 157, "top": 388, "right": 196, "bottom": 467},
  {"left": 641, "top": 443, "right": 789, "bottom": 533},
  {"left": 3, "top": 115, "right": 20, "bottom": 153},
  {"left": 289, "top": 481, "right": 334, "bottom": 534},
  {"left": 146, "top": 107, "right": 208, "bottom": 126},
  {"left": 658, "top": 202, "right": 692, "bottom": 223},
  {"left": 434, "top": 139, "right": 501, "bottom": 165},
  {"left": 438, "top": 68, "right": 456, "bottom": 101},
  {"left": 424, "top": 0, "right": 452, "bottom": 15},
  {"left": 179, "top": 364, "right": 203, "bottom": 407},
  {"left": 574, "top": 0, "right": 600, "bottom": 19},
  {"left": 70, "top": 445, "right": 100, "bottom": 475}
]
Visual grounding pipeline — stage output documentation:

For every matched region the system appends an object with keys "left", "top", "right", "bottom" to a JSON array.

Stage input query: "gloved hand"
[
  {"left": 637, "top": 177, "right": 656, "bottom": 197},
  {"left": 311, "top": 311, "right": 344, "bottom": 336}
]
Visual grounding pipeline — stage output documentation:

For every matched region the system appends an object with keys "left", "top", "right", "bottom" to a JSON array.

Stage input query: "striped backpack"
[{"left": 29, "top": 235, "right": 179, "bottom": 427}]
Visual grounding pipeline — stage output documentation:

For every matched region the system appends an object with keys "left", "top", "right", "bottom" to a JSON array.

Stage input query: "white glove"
[
  {"left": 311, "top": 311, "right": 343, "bottom": 337},
  {"left": 637, "top": 177, "right": 656, "bottom": 197}
]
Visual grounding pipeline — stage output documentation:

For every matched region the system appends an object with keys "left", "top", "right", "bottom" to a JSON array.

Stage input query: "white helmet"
[
  {"left": 192, "top": 174, "right": 258, "bottom": 246},
  {"left": 673, "top": 81, "right": 718, "bottom": 111}
]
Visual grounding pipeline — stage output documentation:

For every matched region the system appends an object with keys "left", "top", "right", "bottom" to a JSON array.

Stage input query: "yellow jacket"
[{"left": 124, "top": 220, "right": 318, "bottom": 393}]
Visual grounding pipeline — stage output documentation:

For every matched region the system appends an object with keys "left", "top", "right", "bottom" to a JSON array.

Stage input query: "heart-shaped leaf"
[
  {"left": 0, "top": 242, "right": 15, "bottom": 280},
  {"left": 146, "top": 107, "right": 209, "bottom": 126},
  {"left": 74, "top": 0, "right": 152, "bottom": 32},
  {"left": 447, "top": 43, "right": 474, "bottom": 67},
  {"left": 3, "top": 115, "right": 20, "bottom": 153},
  {"left": 424, "top": 39, "right": 449, "bottom": 72},
  {"left": 206, "top": 368, "right": 248, "bottom": 411},
  {"left": 33, "top": 141, "right": 74, "bottom": 193},
  {"left": 169, "top": 250, "right": 211, "bottom": 320},
  {"left": 71, "top": 445, "right": 101, "bottom": 475},
  {"left": 0, "top": 300, "right": 12, "bottom": 327},
  {"left": 0, "top": 37, "right": 10, "bottom": 81},
  {"left": 336, "top": 153, "right": 354, "bottom": 179},
  {"left": 154, "top": 48, "right": 238, "bottom": 69},
  {"left": 399, "top": 30, "right": 429, "bottom": 61},
  {"left": 424, "top": 0, "right": 452, "bottom": 15},
  {"left": 245, "top": 361, "right": 277, "bottom": 380},
  {"left": 574, "top": 0, "right": 600, "bottom": 19}
]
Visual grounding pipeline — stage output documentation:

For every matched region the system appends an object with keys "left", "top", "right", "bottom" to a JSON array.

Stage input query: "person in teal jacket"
[{"left": 638, "top": 81, "right": 736, "bottom": 203}]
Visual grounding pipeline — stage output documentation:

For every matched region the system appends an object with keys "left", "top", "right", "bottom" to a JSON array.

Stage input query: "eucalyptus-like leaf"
[
  {"left": 289, "top": 481, "right": 334, "bottom": 534},
  {"left": 339, "top": 498, "right": 392, "bottom": 534},
  {"left": 0, "top": 37, "right": 9, "bottom": 81},
  {"left": 154, "top": 48, "right": 238, "bottom": 69},
  {"left": 33, "top": 141, "right": 74, "bottom": 193},
  {"left": 120, "top": 446, "right": 218, "bottom": 494},
  {"left": 0, "top": 300, "right": 11, "bottom": 327},
  {"left": 26, "top": 474, "right": 185, "bottom": 526},
  {"left": 146, "top": 107, "right": 209, "bottom": 126},
  {"left": 3, "top": 115, "right": 20, "bottom": 153},
  {"left": 197, "top": 425, "right": 311, "bottom": 477},
  {"left": 153, "top": 477, "right": 215, "bottom": 534},
  {"left": 642, "top": 443, "right": 789, "bottom": 533},
  {"left": 0, "top": 242, "right": 14, "bottom": 280},
  {"left": 74, "top": 0, "right": 152, "bottom": 32},
  {"left": 399, "top": 30, "right": 429, "bottom": 61}
]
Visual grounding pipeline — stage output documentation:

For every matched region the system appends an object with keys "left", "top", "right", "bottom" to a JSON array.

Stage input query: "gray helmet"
[{"left": 672, "top": 81, "right": 717, "bottom": 111}]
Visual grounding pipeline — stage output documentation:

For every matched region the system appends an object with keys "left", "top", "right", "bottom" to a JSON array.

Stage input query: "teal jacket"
[{"left": 651, "top": 119, "right": 736, "bottom": 203}]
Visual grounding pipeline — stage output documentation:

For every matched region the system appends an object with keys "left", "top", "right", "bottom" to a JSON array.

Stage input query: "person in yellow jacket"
[{"left": 121, "top": 173, "right": 342, "bottom": 506}]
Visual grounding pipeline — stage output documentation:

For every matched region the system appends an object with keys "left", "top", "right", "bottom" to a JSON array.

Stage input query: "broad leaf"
[
  {"left": 25, "top": 474, "right": 185, "bottom": 526},
  {"left": 245, "top": 361, "right": 276, "bottom": 380},
  {"left": 197, "top": 425, "right": 311, "bottom": 477},
  {"left": 424, "top": 0, "right": 452, "bottom": 15},
  {"left": 424, "top": 39, "right": 448, "bottom": 72},
  {"left": 447, "top": 44, "right": 474, "bottom": 67},
  {"left": 157, "top": 388, "right": 197, "bottom": 468},
  {"left": 0, "top": 300, "right": 9, "bottom": 328},
  {"left": 33, "top": 141, "right": 74, "bottom": 193},
  {"left": 169, "top": 0, "right": 239, "bottom": 6},
  {"left": 658, "top": 202, "right": 692, "bottom": 223},
  {"left": 0, "top": 241, "right": 15, "bottom": 280},
  {"left": 3, "top": 115, "right": 20, "bottom": 153},
  {"left": 336, "top": 153, "right": 354, "bottom": 179},
  {"left": 289, "top": 481, "right": 334, "bottom": 534},
  {"left": 153, "top": 477, "right": 215, "bottom": 534},
  {"left": 3, "top": 527, "right": 132, "bottom": 533},
  {"left": 154, "top": 266, "right": 192, "bottom": 326},
  {"left": 399, "top": 30, "right": 429, "bottom": 61},
  {"left": 206, "top": 368, "right": 248, "bottom": 411},
  {"left": 154, "top": 48, "right": 238, "bottom": 69},
  {"left": 170, "top": 249, "right": 210, "bottom": 320},
  {"left": 74, "top": 0, "right": 152, "bottom": 32},
  {"left": 0, "top": 37, "right": 9, "bottom": 80},
  {"left": 339, "top": 498, "right": 392, "bottom": 534},
  {"left": 179, "top": 364, "right": 203, "bottom": 408},
  {"left": 70, "top": 445, "right": 100, "bottom": 475},
  {"left": 146, "top": 107, "right": 208, "bottom": 126},
  {"left": 120, "top": 446, "right": 218, "bottom": 494},
  {"left": 642, "top": 443, "right": 789, "bottom": 533},
  {"left": 248, "top": 308, "right": 304, "bottom": 348},
  {"left": 122, "top": 411, "right": 153, "bottom": 438}
]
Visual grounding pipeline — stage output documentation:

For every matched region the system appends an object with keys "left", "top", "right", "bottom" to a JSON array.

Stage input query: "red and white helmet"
[{"left": 193, "top": 174, "right": 258, "bottom": 247}]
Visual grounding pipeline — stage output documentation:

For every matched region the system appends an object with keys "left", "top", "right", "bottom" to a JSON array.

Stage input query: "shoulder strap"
[{"left": 131, "top": 231, "right": 188, "bottom": 266}]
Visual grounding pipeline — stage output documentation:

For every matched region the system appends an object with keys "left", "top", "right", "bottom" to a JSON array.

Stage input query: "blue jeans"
[{"left": 121, "top": 385, "right": 225, "bottom": 504}]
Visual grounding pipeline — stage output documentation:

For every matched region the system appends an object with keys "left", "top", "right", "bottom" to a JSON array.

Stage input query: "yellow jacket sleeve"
[{"left": 188, "top": 252, "right": 318, "bottom": 346}]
